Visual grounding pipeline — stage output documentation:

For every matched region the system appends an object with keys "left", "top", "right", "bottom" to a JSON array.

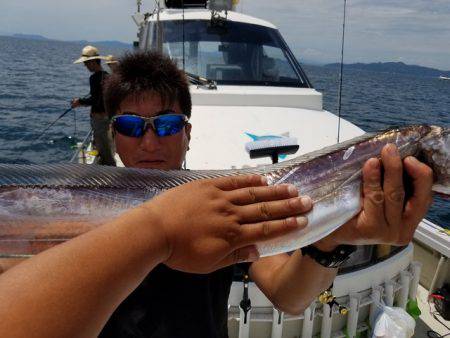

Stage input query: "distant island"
[
  {"left": 2, "top": 34, "right": 449, "bottom": 77},
  {"left": 324, "top": 61, "right": 450, "bottom": 78},
  {"left": 12, "top": 33, "right": 50, "bottom": 41},
  {"left": 1, "top": 33, "right": 131, "bottom": 49}
]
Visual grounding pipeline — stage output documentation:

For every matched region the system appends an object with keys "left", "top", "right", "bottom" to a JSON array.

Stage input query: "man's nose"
[{"left": 139, "top": 128, "right": 162, "bottom": 151}]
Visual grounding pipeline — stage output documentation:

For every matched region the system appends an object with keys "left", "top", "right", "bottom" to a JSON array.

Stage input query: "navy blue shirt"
[
  {"left": 79, "top": 70, "right": 108, "bottom": 114},
  {"left": 99, "top": 264, "right": 235, "bottom": 338}
]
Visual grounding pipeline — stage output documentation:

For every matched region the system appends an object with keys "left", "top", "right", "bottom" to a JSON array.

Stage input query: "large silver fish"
[{"left": 0, "top": 125, "right": 448, "bottom": 258}]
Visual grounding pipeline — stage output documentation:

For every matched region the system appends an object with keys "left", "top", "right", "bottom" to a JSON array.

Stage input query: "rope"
[{"left": 73, "top": 108, "right": 77, "bottom": 139}]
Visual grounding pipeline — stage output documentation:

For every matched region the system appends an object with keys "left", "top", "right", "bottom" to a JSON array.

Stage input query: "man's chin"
[{"left": 134, "top": 161, "right": 171, "bottom": 170}]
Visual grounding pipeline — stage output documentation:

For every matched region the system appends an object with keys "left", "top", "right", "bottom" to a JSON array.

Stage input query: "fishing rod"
[
  {"left": 35, "top": 107, "right": 74, "bottom": 141},
  {"left": 182, "top": 0, "right": 186, "bottom": 71},
  {"left": 336, "top": 0, "right": 347, "bottom": 143}
]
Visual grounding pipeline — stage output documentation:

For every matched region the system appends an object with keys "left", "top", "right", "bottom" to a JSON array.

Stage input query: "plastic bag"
[{"left": 371, "top": 302, "right": 416, "bottom": 338}]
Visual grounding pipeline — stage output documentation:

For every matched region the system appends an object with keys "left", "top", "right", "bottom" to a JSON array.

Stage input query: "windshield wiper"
[{"left": 185, "top": 72, "right": 217, "bottom": 90}]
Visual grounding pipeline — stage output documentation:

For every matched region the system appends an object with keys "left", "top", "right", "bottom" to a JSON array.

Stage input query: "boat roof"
[{"left": 148, "top": 9, "right": 277, "bottom": 29}]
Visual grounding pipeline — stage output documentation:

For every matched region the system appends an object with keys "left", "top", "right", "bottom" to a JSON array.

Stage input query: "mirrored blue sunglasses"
[{"left": 112, "top": 112, "right": 188, "bottom": 138}]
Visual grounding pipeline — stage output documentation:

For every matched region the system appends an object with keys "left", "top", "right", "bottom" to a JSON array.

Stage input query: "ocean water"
[
  {"left": 304, "top": 64, "right": 449, "bottom": 228},
  {"left": 0, "top": 36, "right": 448, "bottom": 228}
]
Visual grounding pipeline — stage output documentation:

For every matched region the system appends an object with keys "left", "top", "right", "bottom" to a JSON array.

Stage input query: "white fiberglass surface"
[
  {"left": 186, "top": 106, "right": 364, "bottom": 170},
  {"left": 155, "top": 10, "right": 276, "bottom": 30}
]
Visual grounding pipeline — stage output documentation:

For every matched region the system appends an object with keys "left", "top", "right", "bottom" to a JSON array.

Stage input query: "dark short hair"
[{"left": 103, "top": 51, "right": 192, "bottom": 118}]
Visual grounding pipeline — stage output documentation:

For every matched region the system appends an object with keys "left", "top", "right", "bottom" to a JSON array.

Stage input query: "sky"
[{"left": 1, "top": 0, "right": 450, "bottom": 70}]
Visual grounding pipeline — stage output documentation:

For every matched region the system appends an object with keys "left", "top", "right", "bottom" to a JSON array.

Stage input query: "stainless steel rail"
[{"left": 70, "top": 129, "right": 93, "bottom": 163}]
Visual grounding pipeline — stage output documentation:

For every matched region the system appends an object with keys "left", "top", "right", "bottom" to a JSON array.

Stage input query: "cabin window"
[{"left": 149, "top": 19, "right": 310, "bottom": 87}]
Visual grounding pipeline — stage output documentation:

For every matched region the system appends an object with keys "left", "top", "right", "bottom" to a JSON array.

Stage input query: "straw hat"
[
  {"left": 105, "top": 55, "right": 119, "bottom": 64},
  {"left": 73, "top": 45, "right": 106, "bottom": 64}
]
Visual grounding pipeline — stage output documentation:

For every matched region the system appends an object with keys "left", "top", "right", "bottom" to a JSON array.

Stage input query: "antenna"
[
  {"left": 336, "top": 0, "right": 347, "bottom": 143},
  {"left": 137, "top": 0, "right": 142, "bottom": 13},
  {"left": 182, "top": 0, "right": 186, "bottom": 71},
  {"left": 156, "top": 0, "right": 163, "bottom": 52}
]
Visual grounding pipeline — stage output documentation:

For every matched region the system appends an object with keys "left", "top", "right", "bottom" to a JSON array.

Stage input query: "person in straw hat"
[
  {"left": 71, "top": 45, "right": 116, "bottom": 166},
  {"left": 105, "top": 54, "right": 119, "bottom": 73}
]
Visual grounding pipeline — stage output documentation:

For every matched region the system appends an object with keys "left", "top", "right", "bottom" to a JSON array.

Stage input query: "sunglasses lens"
[
  {"left": 154, "top": 115, "right": 186, "bottom": 137},
  {"left": 114, "top": 115, "right": 146, "bottom": 137}
]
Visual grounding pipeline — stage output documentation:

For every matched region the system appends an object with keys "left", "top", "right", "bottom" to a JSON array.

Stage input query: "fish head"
[{"left": 419, "top": 125, "right": 450, "bottom": 195}]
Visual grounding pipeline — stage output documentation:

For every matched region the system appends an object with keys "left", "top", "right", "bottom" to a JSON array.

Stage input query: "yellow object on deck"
[{"left": 439, "top": 228, "right": 450, "bottom": 236}]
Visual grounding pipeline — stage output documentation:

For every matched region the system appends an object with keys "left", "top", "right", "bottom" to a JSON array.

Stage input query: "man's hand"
[
  {"left": 137, "top": 175, "right": 311, "bottom": 273},
  {"left": 71, "top": 98, "right": 81, "bottom": 108},
  {"left": 315, "top": 144, "right": 434, "bottom": 251}
]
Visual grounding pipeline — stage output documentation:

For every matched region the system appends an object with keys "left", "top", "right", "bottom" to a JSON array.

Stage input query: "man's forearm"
[
  {"left": 0, "top": 258, "right": 25, "bottom": 274},
  {"left": 0, "top": 206, "right": 166, "bottom": 338},
  {"left": 251, "top": 251, "right": 337, "bottom": 315},
  {"left": 78, "top": 95, "right": 93, "bottom": 106}
]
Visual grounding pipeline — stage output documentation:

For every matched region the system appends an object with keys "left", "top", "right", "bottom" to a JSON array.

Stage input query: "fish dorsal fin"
[{"left": 0, "top": 130, "right": 403, "bottom": 190}]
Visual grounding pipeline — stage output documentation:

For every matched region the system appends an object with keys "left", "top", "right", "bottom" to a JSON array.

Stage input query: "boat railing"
[
  {"left": 228, "top": 252, "right": 421, "bottom": 338},
  {"left": 413, "top": 218, "right": 450, "bottom": 295},
  {"left": 414, "top": 218, "right": 450, "bottom": 258},
  {"left": 70, "top": 129, "right": 93, "bottom": 163}
]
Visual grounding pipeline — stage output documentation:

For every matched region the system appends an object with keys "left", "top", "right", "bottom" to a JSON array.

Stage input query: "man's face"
[
  {"left": 107, "top": 63, "right": 119, "bottom": 73},
  {"left": 114, "top": 92, "right": 191, "bottom": 170},
  {"left": 83, "top": 60, "right": 97, "bottom": 72}
]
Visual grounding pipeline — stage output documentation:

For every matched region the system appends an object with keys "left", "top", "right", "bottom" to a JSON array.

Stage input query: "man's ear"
[
  {"left": 185, "top": 122, "right": 192, "bottom": 142},
  {"left": 185, "top": 123, "right": 192, "bottom": 151},
  {"left": 110, "top": 121, "right": 116, "bottom": 137}
]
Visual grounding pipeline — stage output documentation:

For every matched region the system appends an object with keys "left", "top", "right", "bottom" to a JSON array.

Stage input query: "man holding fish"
[{"left": 0, "top": 52, "right": 435, "bottom": 338}]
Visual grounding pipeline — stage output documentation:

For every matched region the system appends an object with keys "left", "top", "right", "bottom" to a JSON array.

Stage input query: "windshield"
[{"left": 149, "top": 19, "right": 310, "bottom": 87}]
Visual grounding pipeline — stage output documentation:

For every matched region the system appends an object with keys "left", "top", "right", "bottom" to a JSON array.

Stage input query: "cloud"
[
  {"left": 241, "top": 0, "right": 450, "bottom": 69},
  {"left": 0, "top": 0, "right": 138, "bottom": 42},
  {"left": 1, "top": 0, "right": 449, "bottom": 69}
]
